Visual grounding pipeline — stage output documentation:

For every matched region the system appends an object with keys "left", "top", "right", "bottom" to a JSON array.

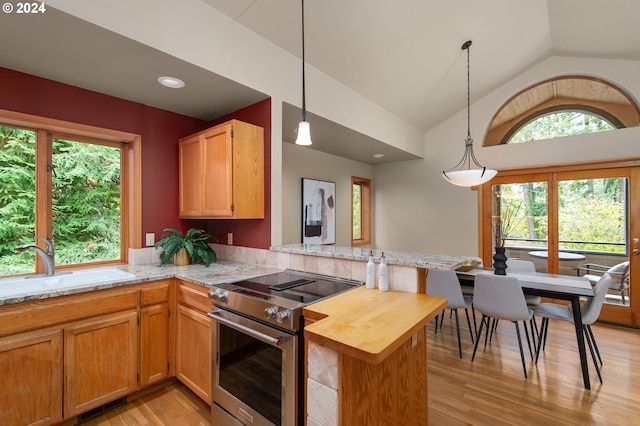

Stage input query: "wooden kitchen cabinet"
[
  {"left": 179, "top": 119, "right": 264, "bottom": 218},
  {"left": 0, "top": 328, "right": 63, "bottom": 426},
  {"left": 63, "top": 310, "right": 138, "bottom": 418},
  {"left": 175, "top": 281, "right": 212, "bottom": 403},
  {"left": 140, "top": 280, "right": 172, "bottom": 388}
]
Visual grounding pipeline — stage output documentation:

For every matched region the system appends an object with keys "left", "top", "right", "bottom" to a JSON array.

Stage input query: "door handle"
[{"left": 633, "top": 249, "right": 639, "bottom": 256}]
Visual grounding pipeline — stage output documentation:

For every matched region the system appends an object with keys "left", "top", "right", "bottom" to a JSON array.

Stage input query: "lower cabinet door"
[
  {"left": 63, "top": 310, "right": 137, "bottom": 417},
  {"left": 0, "top": 328, "right": 63, "bottom": 426},
  {"left": 175, "top": 304, "right": 212, "bottom": 403},
  {"left": 140, "top": 302, "right": 170, "bottom": 388}
]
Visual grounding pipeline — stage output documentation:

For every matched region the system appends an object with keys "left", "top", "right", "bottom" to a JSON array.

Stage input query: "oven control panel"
[{"left": 208, "top": 287, "right": 297, "bottom": 330}]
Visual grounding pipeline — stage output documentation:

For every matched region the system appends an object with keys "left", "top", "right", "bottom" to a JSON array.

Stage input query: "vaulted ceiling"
[{"left": 1, "top": 1, "right": 638, "bottom": 163}]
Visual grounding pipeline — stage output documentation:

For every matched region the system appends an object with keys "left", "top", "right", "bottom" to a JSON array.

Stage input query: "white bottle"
[
  {"left": 366, "top": 250, "right": 376, "bottom": 289},
  {"left": 378, "top": 252, "right": 389, "bottom": 292}
]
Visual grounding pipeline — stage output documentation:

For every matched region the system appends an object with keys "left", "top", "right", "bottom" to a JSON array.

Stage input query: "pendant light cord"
[
  {"left": 301, "top": 0, "right": 307, "bottom": 121},
  {"left": 464, "top": 40, "right": 472, "bottom": 141}
]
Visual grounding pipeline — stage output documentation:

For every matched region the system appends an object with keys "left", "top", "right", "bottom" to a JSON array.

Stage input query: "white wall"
[
  {"left": 374, "top": 56, "right": 640, "bottom": 257},
  {"left": 282, "top": 142, "right": 374, "bottom": 246}
]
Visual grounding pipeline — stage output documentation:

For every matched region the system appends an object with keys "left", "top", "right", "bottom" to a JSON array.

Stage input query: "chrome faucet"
[{"left": 15, "top": 237, "right": 55, "bottom": 276}]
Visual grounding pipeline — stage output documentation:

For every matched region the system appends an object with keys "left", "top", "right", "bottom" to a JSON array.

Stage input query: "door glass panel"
[
  {"left": 492, "top": 182, "right": 549, "bottom": 271},
  {"left": 559, "top": 177, "right": 629, "bottom": 306}
]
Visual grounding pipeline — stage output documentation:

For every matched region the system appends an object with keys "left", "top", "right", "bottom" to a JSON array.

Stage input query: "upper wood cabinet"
[{"left": 179, "top": 119, "right": 264, "bottom": 219}]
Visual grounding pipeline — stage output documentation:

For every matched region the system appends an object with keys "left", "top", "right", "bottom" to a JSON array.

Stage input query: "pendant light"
[
  {"left": 295, "top": 0, "right": 312, "bottom": 146},
  {"left": 442, "top": 40, "right": 497, "bottom": 187}
]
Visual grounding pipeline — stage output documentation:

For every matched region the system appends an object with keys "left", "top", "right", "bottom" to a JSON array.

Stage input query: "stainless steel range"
[{"left": 207, "top": 269, "right": 362, "bottom": 426}]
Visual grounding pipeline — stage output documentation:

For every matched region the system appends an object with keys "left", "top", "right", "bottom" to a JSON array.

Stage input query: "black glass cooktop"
[{"left": 231, "top": 271, "right": 361, "bottom": 304}]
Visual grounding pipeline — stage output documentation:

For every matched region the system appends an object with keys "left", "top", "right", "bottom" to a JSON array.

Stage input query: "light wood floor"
[
  {"left": 428, "top": 314, "right": 640, "bottom": 425},
  {"left": 80, "top": 316, "right": 640, "bottom": 426}
]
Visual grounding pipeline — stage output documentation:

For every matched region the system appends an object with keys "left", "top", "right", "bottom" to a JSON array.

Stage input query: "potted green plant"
[{"left": 155, "top": 227, "right": 219, "bottom": 266}]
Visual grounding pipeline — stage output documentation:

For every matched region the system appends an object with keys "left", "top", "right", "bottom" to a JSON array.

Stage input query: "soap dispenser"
[
  {"left": 366, "top": 250, "right": 376, "bottom": 289},
  {"left": 378, "top": 252, "right": 389, "bottom": 291}
]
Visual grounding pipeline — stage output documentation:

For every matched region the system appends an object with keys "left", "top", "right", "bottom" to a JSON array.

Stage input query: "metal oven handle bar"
[{"left": 208, "top": 310, "right": 291, "bottom": 347}]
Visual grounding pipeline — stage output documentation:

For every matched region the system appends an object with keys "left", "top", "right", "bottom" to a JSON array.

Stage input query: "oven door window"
[{"left": 218, "top": 323, "right": 282, "bottom": 425}]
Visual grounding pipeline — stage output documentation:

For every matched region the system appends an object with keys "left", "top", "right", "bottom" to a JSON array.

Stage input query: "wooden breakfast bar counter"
[{"left": 303, "top": 287, "right": 447, "bottom": 426}]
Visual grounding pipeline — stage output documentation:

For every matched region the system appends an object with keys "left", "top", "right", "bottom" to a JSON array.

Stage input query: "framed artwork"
[{"left": 301, "top": 178, "right": 336, "bottom": 244}]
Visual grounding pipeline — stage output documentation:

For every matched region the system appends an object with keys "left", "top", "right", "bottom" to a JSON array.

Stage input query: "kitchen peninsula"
[
  {"left": 304, "top": 287, "right": 446, "bottom": 426},
  {"left": 269, "top": 244, "right": 474, "bottom": 426}
]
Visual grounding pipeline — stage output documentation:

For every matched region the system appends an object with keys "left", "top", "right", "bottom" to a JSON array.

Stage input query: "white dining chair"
[
  {"left": 427, "top": 269, "right": 476, "bottom": 359},
  {"left": 534, "top": 274, "right": 611, "bottom": 383},
  {"left": 506, "top": 258, "right": 542, "bottom": 307},
  {"left": 484, "top": 259, "right": 540, "bottom": 346},
  {"left": 471, "top": 274, "right": 535, "bottom": 378}
]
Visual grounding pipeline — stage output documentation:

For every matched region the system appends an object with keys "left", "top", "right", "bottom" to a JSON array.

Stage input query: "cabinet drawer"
[
  {"left": 0, "top": 286, "right": 138, "bottom": 337},
  {"left": 176, "top": 281, "right": 211, "bottom": 314},
  {"left": 140, "top": 280, "right": 171, "bottom": 306}
]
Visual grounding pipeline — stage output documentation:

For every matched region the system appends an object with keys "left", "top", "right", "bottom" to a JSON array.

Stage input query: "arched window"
[
  {"left": 507, "top": 111, "right": 615, "bottom": 144},
  {"left": 484, "top": 76, "right": 640, "bottom": 146}
]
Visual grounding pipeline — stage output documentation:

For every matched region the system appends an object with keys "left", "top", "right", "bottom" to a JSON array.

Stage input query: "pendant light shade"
[
  {"left": 295, "top": 120, "right": 312, "bottom": 146},
  {"left": 443, "top": 40, "right": 496, "bottom": 186},
  {"left": 295, "top": 0, "right": 312, "bottom": 146}
]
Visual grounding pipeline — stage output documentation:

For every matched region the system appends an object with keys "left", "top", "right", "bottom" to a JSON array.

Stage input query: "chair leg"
[
  {"left": 529, "top": 317, "right": 538, "bottom": 348},
  {"left": 464, "top": 307, "right": 475, "bottom": 344},
  {"left": 583, "top": 326, "right": 603, "bottom": 384},
  {"left": 439, "top": 309, "right": 446, "bottom": 330},
  {"left": 471, "top": 304, "right": 477, "bottom": 336},
  {"left": 535, "top": 317, "right": 548, "bottom": 364},
  {"left": 471, "top": 315, "right": 488, "bottom": 362},
  {"left": 514, "top": 322, "right": 528, "bottom": 378},
  {"left": 586, "top": 325, "right": 603, "bottom": 366},
  {"left": 434, "top": 313, "right": 439, "bottom": 335},
  {"left": 522, "top": 320, "right": 534, "bottom": 360},
  {"left": 541, "top": 317, "right": 549, "bottom": 351},
  {"left": 484, "top": 318, "right": 491, "bottom": 348},
  {"left": 489, "top": 318, "right": 499, "bottom": 342},
  {"left": 453, "top": 309, "right": 463, "bottom": 359}
]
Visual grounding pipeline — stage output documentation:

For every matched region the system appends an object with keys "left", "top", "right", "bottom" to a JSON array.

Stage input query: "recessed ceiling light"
[
  {"left": 157, "top": 76, "right": 185, "bottom": 89},
  {"left": 373, "top": 153, "right": 385, "bottom": 158}
]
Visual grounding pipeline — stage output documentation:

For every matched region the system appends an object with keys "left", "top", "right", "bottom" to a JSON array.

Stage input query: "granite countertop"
[
  {"left": 0, "top": 261, "right": 282, "bottom": 306},
  {"left": 271, "top": 244, "right": 477, "bottom": 270}
]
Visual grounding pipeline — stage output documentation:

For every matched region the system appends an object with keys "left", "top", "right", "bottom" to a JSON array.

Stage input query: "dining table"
[{"left": 455, "top": 268, "right": 595, "bottom": 389}]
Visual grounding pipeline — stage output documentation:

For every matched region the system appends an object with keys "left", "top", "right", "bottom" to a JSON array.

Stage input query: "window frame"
[
  {"left": 1, "top": 109, "right": 141, "bottom": 274},
  {"left": 351, "top": 176, "right": 371, "bottom": 246},
  {"left": 478, "top": 159, "right": 639, "bottom": 271},
  {"left": 484, "top": 76, "right": 640, "bottom": 147}
]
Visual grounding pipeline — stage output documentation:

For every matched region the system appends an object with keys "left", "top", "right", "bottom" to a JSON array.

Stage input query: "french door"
[{"left": 479, "top": 163, "right": 640, "bottom": 326}]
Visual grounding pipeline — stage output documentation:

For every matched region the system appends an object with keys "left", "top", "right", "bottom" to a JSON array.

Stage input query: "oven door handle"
[{"left": 208, "top": 310, "right": 291, "bottom": 347}]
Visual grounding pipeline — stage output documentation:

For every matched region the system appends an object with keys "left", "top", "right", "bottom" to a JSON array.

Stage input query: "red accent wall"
[{"left": 0, "top": 67, "right": 272, "bottom": 249}]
